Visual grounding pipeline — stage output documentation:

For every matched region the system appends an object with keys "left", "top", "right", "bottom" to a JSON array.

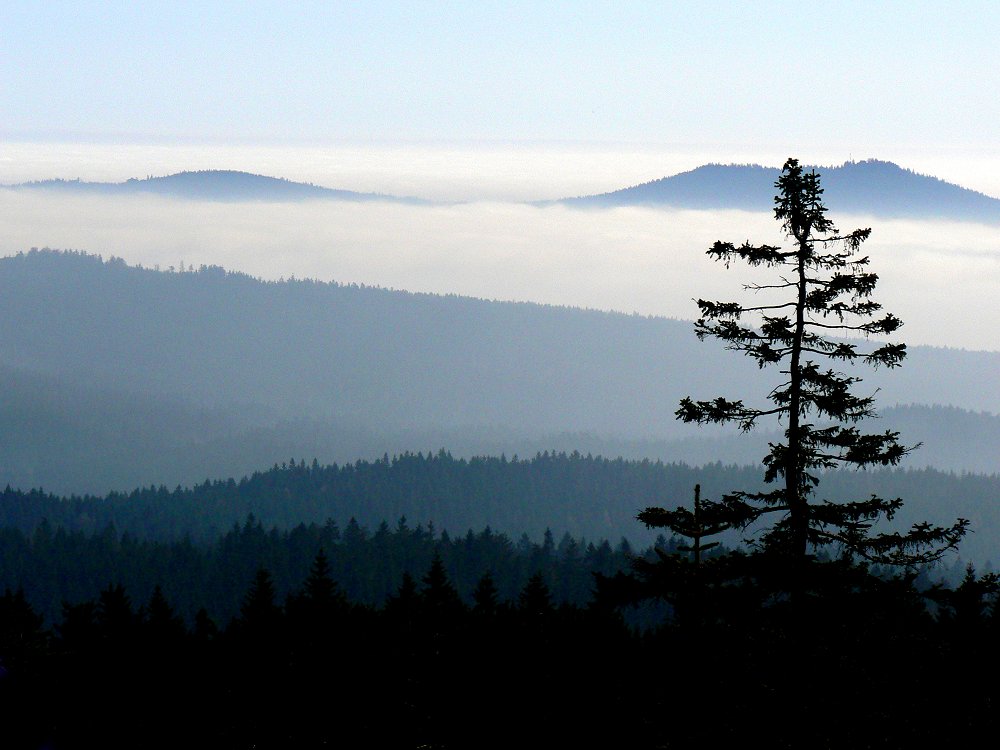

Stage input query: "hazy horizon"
[
  {"left": 2, "top": 180, "right": 998, "bottom": 352},
  {"left": 5, "top": 6, "right": 1000, "bottom": 721},
  {"left": 5, "top": 139, "right": 1000, "bottom": 203}
]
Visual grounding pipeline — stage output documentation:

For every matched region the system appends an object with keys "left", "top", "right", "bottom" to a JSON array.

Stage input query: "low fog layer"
[{"left": 1, "top": 190, "right": 998, "bottom": 351}]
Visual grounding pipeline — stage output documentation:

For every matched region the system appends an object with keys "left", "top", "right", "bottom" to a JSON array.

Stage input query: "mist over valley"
[
  {"left": 4, "top": 160, "right": 999, "bottom": 352},
  {"left": 3, "top": 242, "right": 1000, "bottom": 562},
  {"left": 3, "top": 157, "right": 1000, "bottom": 567},
  {"left": 9, "top": 6, "right": 1000, "bottom": 744}
]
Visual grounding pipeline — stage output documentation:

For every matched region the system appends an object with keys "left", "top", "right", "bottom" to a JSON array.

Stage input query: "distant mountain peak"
[
  {"left": 563, "top": 159, "right": 1000, "bottom": 223},
  {"left": 8, "top": 160, "right": 999, "bottom": 221},
  {"left": 6, "top": 169, "right": 428, "bottom": 204}
]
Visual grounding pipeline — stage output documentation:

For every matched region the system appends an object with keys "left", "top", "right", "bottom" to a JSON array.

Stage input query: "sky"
[
  {"left": 4, "top": 2, "right": 999, "bottom": 151},
  {"left": 2, "top": 1, "right": 999, "bottom": 349},
  {"left": 4, "top": 1, "right": 999, "bottom": 191}
]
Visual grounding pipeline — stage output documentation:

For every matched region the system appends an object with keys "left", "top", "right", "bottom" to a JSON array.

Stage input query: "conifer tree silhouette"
[
  {"left": 518, "top": 572, "right": 554, "bottom": 618},
  {"left": 654, "top": 158, "right": 967, "bottom": 572},
  {"left": 237, "top": 568, "right": 282, "bottom": 643},
  {"left": 471, "top": 571, "right": 501, "bottom": 616},
  {"left": 634, "top": 484, "right": 734, "bottom": 623},
  {"left": 420, "top": 553, "right": 463, "bottom": 617}
]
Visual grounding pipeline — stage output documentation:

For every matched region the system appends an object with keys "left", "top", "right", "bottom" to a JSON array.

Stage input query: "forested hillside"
[
  {"left": 1, "top": 451, "right": 996, "bottom": 563},
  {"left": 0, "top": 465, "right": 994, "bottom": 748},
  {"left": 4, "top": 249, "right": 1000, "bottom": 496}
]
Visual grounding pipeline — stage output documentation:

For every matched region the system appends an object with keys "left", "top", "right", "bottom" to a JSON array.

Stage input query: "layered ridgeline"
[
  {"left": 4, "top": 249, "right": 1000, "bottom": 496},
  {"left": 1, "top": 452, "right": 995, "bottom": 571}
]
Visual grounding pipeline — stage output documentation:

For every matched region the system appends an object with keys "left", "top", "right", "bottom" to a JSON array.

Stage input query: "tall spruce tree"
[{"left": 649, "top": 158, "right": 967, "bottom": 569}]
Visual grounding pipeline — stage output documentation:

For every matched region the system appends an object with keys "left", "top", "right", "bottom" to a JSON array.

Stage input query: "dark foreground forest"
[
  {"left": 1, "top": 455, "right": 998, "bottom": 747},
  {"left": 2, "top": 538, "right": 999, "bottom": 748}
]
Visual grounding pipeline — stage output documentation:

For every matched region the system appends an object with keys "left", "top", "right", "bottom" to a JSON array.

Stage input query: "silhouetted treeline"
[
  {"left": 3, "top": 550, "right": 999, "bottom": 748},
  {"left": 0, "top": 510, "right": 667, "bottom": 626},
  {"left": 4, "top": 450, "right": 1000, "bottom": 562},
  {"left": 1, "top": 552, "right": 643, "bottom": 748},
  {"left": 0, "top": 451, "right": 758, "bottom": 545}
]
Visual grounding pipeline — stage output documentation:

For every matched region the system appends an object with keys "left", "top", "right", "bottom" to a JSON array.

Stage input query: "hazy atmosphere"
[
  {"left": 5, "top": 4, "right": 1000, "bottom": 352},
  {"left": 4, "top": 4, "right": 1000, "bottom": 746},
  {"left": 2, "top": 186, "right": 998, "bottom": 351}
]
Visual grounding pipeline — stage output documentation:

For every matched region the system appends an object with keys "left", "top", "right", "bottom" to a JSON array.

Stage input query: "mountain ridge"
[
  {"left": 7, "top": 160, "right": 1000, "bottom": 222},
  {"left": 4, "top": 248, "right": 1000, "bottom": 491},
  {"left": 5, "top": 169, "right": 429, "bottom": 204},
  {"left": 561, "top": 159, "right": 1000, "bottom": 222}
]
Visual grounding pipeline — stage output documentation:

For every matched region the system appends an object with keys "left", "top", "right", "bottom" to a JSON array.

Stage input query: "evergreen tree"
[
  {"left": 518, "top": 572, "right": 554, "bottom": 617},
  {"left": 633, "top": 484, "right": 733, "bottom": 624},
  {"left": 301, "top": 548, "right": 345, "bottom": 610},
  {"left": 96, "top": 583, "right": 139, "bottom": 646},
  {"left": 385, "top": 572, "right": 419, "bottom": 627},
  {"left": 0, "top": 588, "right": 48, "bottom": 672},
  {"left": 660, "top": 158, "right": 967, "bottom": 569},
  {"left": 193, "top": 607, "right": 218, "bottom": 642},
  {"left": 236, "top": 568, "right": 282, "bottom": 640},
  {"left": 0, "top": 589, "right": 50, "bottom": 750},
  {"left": 144, "top": 584, "right": 187, "bottom": 643},
  {"left": 420, "top": 553, "right": 464, "bottom": 618},
  {"left": 930, "top": 564, "right": 999, "bottom": 632},
  {"left": 471, "top": 571, "right": 500, "bottom": 616}
]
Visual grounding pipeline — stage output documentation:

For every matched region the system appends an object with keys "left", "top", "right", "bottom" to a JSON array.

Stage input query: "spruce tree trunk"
[{"left": 787, "top": 234, "right": 809, "bottom": 562}]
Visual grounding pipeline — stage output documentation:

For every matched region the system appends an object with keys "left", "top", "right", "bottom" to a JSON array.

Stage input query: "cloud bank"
[{"left": 1, "top": 190, "right": 997, "bottom": 351}]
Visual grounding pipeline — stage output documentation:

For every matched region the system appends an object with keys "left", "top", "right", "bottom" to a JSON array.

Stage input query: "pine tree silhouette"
[{"left": 666, "top": 157, "right": 967, "bottom": 572}]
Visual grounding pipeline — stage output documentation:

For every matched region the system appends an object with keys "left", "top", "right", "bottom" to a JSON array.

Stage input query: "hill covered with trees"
[
  {"left": 1, "top": 452, "right": 997, "bottom": 563},
  {"left": 3, "top": 248, "right": 1000, "bottom": 496}
]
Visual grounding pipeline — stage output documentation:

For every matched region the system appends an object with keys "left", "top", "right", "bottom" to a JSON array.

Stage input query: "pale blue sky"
[{"left": 4, "top": 1, "right": 998, "bottom": 151}]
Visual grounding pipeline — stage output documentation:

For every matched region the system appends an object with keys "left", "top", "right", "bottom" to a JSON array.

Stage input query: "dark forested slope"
[{"left": 1, "top": 452, "right": 995, "bottom": 562}]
